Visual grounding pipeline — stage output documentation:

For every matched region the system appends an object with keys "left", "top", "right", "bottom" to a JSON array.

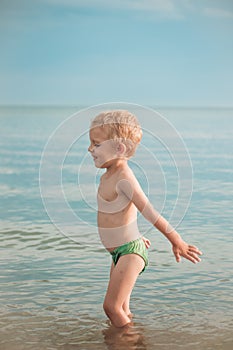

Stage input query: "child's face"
[{"left": 88, "top": 126, "right": 118, "bottom": 168}]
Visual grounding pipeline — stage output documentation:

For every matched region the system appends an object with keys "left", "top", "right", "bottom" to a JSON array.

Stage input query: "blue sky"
[{"left": 0, "top": 0, "right": 233, "bottom": 106}]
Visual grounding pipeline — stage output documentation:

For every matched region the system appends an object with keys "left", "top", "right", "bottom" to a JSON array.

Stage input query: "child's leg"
[
  {"left": 109, "top": 261, "right": 131, "bottom": 317},
  {"left": 103, "top": 254, "right": 145, "bottom": 328}
]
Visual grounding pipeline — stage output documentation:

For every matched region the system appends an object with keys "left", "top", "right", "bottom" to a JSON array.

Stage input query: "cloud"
[
  {"left": 43, "top": 0, "right": 183, "bottom": 18},
  {"left": 203, "top": 7, "right": 233, "bottom": 19},
  {"left": 2, "top": 0, "right": 233, "bottom": 17},
  {"left": 42, "top": 0, "right": 233, "bottom": 21},
  {"left": 0, "top": 0, "right": 183, "bottom": 26},
  {"left": 3, "top": 0, "right": 233, "bottom": 23},
  {"left": 46, "top": 0, "right": 175, "bottom": 11}
]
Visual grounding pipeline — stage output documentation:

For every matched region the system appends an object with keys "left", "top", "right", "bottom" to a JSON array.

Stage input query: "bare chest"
[{"left": 98, "top": 177, "right": 118, "bottom": 202}]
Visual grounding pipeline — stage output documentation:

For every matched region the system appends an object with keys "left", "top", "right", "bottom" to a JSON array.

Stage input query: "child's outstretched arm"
[
  {"left": 118, "top": 174, "right": 202, "bottom": 264},
  {"left": 150, "top": 213, "right": 202, "bottom": 263}
]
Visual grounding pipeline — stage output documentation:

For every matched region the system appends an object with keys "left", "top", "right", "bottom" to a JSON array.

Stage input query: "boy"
[{"left": 88, "top": 110, "right": 202, "bottom": 328}]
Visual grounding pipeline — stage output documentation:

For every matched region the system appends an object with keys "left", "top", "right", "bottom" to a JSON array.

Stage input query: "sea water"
[{"left": 0, "top": 106, "right": 232, "bottom": 349}]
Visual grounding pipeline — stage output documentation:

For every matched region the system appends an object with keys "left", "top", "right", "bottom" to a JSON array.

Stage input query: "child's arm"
[
  {"left": 150, "top": 214, "right": 202, "bottom": 263},
  {"left": 118, "top": 176, "right": 202, "bottom": 264}
]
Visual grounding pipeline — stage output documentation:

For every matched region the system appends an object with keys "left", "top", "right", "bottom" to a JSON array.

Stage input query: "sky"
[{"left": 0, "top": 0, "right": 233, "bottom": 106}]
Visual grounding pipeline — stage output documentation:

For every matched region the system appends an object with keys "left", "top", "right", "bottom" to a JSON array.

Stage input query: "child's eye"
[{"left": 94, "top": 143, "right": 100, "bottom": 147}]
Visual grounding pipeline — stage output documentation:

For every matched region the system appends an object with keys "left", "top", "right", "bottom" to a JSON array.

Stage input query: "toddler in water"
[{"left": 88, "top": 110, "right": 202, "bottom": 328}]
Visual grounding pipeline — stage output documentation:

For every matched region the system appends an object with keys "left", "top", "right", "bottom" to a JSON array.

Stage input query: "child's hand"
[
  {"left": 172, "top": 240, "right": 202, "bottom": 264},
  {"left": 142, "top": 236, "right": 151, "bottom": 249}
]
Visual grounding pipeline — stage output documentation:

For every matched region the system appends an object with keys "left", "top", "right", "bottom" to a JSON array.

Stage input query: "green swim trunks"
[{"left": 110, "top": 237, "right": 149, "bottom": 274}]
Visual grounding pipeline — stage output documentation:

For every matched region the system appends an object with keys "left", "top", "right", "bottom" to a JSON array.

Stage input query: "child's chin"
[
  {"left": 95, "top": 159, "right": 111, "bottom": 168},
  {"left": 94, "top": 161, "right": 104, "bottom": 168}
]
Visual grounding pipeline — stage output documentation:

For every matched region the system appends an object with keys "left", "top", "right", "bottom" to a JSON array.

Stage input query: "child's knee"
[
  {"left": 103, "top": 300, "right": 111, "bottom": 315},
  {"left": 103, "top": 299, "right": 131, "bottom": 327},
  {"left": 103, "top": 300, "right": 118, "bottom": 316}
]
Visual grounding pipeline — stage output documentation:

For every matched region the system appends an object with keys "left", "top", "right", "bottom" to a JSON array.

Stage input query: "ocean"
[{"left": 0, "top": 105, "right": 232, "bottom": 349}]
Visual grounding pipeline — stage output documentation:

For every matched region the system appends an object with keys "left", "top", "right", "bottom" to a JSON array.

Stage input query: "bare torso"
[{"left": 97, "top": 166, "right": 141, "bottom": 251}]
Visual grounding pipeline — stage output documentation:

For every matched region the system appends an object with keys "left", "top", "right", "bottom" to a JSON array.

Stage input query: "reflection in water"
[{"left": 103, "top": 322, "right": 147, "bottom": 350}]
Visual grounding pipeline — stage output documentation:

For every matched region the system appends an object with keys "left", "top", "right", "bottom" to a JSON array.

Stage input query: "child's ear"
[{"left": 116, "top": 142, "right": 126, "bottom": 156}]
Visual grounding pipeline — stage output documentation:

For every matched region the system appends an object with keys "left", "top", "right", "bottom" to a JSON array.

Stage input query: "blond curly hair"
[{"left": 90, "top": 110, "right": 142, "bottom": 157}]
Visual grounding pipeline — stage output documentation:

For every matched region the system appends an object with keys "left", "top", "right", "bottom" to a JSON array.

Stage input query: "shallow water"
[{"left": 0, "top": 106, "right": 233, "bottom": 349}]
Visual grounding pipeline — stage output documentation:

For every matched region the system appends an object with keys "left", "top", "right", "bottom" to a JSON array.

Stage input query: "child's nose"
[{"left": 88, "top": 145, "right": 93, "bottom": 152}]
